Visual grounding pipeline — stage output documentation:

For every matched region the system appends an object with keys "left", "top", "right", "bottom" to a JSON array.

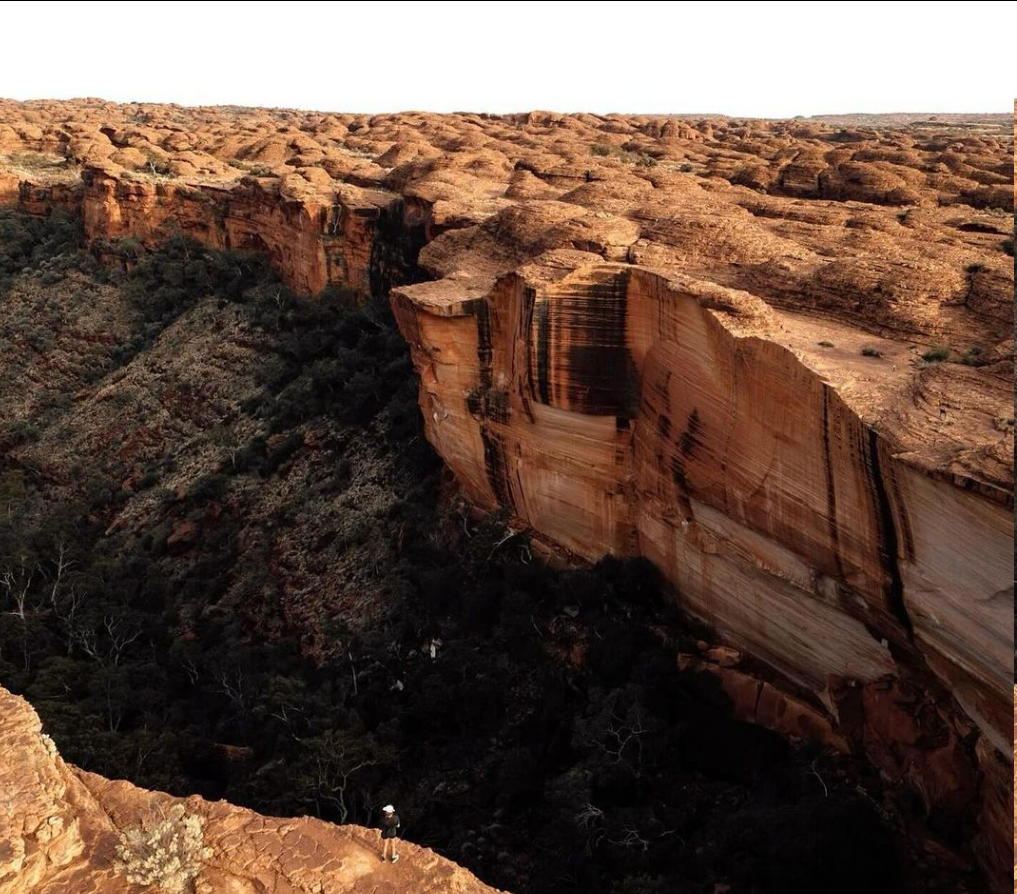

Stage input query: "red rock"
[
  {"left": 679, "top": 652, "right": 848, "bottom": 750},
  {"left": 0, "top": 685, "right": 505, "bottom": 894},
  {"left": 166, "top": 518, "right": 200, "bottom": 548},
  {"left": 704, "top": 646, "right": 742, "bottom": 668}
]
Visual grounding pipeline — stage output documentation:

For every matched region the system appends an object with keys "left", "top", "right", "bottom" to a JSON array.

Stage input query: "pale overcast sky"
[{"left": 1, "top": 1, "right": 1011, "bottom": 117}]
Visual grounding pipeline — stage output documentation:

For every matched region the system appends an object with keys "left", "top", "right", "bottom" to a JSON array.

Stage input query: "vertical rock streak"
[{"left": 865, "top": 427, "right": 913, "bottom": 638}]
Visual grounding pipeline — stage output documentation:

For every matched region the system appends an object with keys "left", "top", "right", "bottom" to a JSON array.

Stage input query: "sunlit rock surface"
[{"left": 0, "top": 686, "right": 505, "bottom": 894}]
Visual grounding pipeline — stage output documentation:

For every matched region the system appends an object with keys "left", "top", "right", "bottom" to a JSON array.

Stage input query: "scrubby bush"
[
  {"left": 959, "top": 346, "right": 989, "bottom": 367},
  {"left": 921, "top": 346, "right": 950, "bottom": 362},
  {"left": 114, "top": 804, "right": 212, "bottom": 893},
  {"left": 123, "top": 237, "right": 269, "bottom": 331},
  {"left": 589, "top": 143, "right": 657, "bottom": 167},
  {"left": 860, "top": 345, "right": 883, "bottom": 358},
  {"left": 0, "top": 208, "right": 89, "bottom": 294},
  {"left": 139, "top": 148, "right": 174, "bottom": 178},
  {"left": 6, "top": 151, "right": 67, "bottom": 170},
  {"left": 186, "top": 473, "right": 230, "bottom": 503}
]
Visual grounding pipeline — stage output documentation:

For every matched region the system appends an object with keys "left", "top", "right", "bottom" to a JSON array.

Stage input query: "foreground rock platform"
[
  {"left": 0, "top": 100, "right": 1012, "bottom": 889},
  {"left": 0, "top": 686, "right": 505, "bottom": 894}
]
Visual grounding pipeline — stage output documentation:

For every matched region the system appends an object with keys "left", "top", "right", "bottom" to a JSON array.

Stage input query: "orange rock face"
[
  {"left": 392, "top": 264, "right": 1011, "bottom": 862},
  {"left": 1, "top": 100, "right": 1013, "bottom": 889},
  {"left": 0, "top": 685, "right": 504, "bottom": 894}
]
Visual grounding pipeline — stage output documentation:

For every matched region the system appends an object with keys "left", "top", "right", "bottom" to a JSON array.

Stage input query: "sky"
[{"left": 1, "top": 1, "right": 1012, "bottom": 117}]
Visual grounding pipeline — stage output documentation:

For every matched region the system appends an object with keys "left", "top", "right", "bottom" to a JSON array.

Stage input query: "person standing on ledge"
[{"left": 380, "top": 804, "right": 401, "bottom": 862}]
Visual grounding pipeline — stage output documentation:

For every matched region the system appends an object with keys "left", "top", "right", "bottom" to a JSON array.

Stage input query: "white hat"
[{"left": 383, "top": 804, "right": 395, "bottom": 813}]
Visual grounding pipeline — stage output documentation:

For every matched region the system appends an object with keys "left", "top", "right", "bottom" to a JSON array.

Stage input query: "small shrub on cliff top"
[
  {"left": 5, "top": 151, "right": 67, "bottom": 171},
  {"left": 114, "top": 804, "right": 212, "bottom": 894},
  {"left": 860, "top": 345, "right": 883, "bottom": 358},
  {"left": 589, "top": 143, "right": 657, "bottom": 167},
  {"left": 140, "top": 148, "right": 174, "bottom": 178},
  {"left": 921, "top": 346, "right": 950, "bottom": 363}
]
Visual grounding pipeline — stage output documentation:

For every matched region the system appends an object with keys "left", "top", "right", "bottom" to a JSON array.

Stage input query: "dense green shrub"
[
  {"left": 0, "top": 208, "right": 91, "bottom": 295},
  {"left": 123, "top": 237, "right": 270, "bottom": 328}
]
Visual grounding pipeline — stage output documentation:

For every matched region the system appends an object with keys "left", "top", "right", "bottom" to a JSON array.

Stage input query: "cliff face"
[
  {"left": 1, "top": 100, "right": 1013, "bottom": 888},
  {"left": 19, "top": 172, "right": 395, "bottom": 297},
  {"left": 392, "top": 258, "right": 1011, "bottom": 861},
  {"left": 0, "top": 686, "right": 504, "bottom": 894},
  {"left": 395, "top": 260, "right": 1012, "bottom": 720}
]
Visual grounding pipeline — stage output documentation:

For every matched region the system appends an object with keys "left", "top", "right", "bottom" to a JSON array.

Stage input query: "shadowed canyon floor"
[{"left": 0, "top": 101, "right": 1013, "bottom": 893}]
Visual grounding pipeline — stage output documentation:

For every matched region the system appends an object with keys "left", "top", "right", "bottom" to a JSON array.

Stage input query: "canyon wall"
[
  {"left": 1, "top": 101, "right": 1012, "bottom": 888},
  {"left": 18, "top": 172, "right": 398, "bottom": 297},
  {"left": 391, "top": 261, "right": 1012, "bottom": 879},
  {"left": 395, "top": 261, "right": 1014, "bottom": 748}
]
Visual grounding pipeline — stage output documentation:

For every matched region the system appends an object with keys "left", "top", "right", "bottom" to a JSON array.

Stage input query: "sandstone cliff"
[
  {"left": 0, "top": 685, "right": 504, "bottom": 894},
  {"left": 392, "top": 258, "right": 1012, "bottom": 888},
  {"left": 0, "top": 101, "right": 1012, "bottom": 889}
]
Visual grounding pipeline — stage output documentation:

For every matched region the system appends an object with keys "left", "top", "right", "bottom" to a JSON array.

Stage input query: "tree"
[{"left": 295, "top": 727, "right": 388, "bottom": 823}]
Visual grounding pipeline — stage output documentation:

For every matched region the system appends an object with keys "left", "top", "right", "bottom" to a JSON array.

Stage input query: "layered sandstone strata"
[
  {"left": 391, "top": 259, "right": 1011, "bottom": 800},
  {"left": 391, "top": 251, "right": 1012, "bottom": 888},
  {"left": 19, "top": 172, "right": 401, "bottom": 297},
  {"left": 0, "top": 686, "right": 503, "bottom": 894},
  {"left": 1, "top": 100, "right": 1013, "bottom": 888}
]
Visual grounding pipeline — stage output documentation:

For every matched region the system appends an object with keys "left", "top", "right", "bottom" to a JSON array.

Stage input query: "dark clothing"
[{"left": 381, "top": 813, "right": 400, "bottom": 839}]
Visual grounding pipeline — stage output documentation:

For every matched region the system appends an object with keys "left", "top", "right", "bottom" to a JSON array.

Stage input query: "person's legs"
[
  {"left": 381, "top": 836, "right": 390, "bottom": 861},
  {"left": 391, "top": 840, "right": 399, "bottom": 863}
]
